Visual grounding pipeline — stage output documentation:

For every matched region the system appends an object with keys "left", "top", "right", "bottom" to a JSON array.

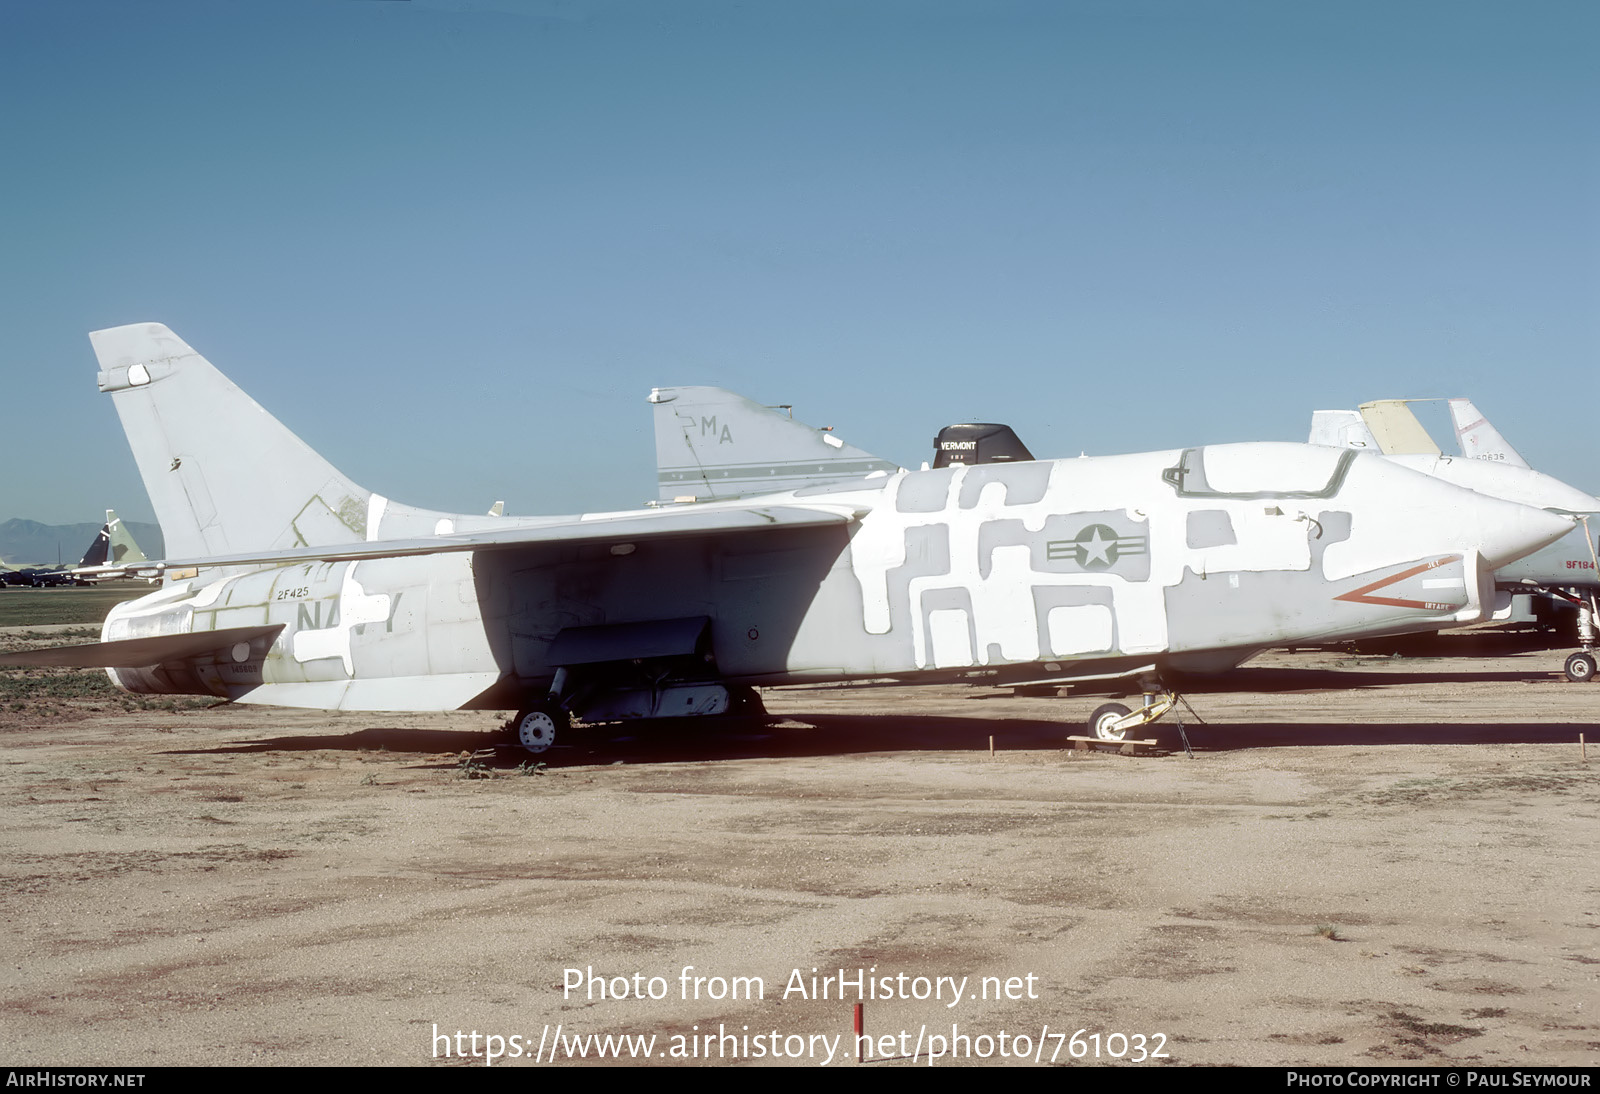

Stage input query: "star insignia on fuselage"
[
  {"left": 1072, "top": 524, "right": 1120, "bottom": 569},
  {"left": 1045, "top": 523, "right": 1147, "bottom": 571}
]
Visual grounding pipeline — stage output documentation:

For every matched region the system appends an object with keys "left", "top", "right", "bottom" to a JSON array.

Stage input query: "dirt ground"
[{"left": 1, "top": 634, "right": 1596, "bottom": 1067}]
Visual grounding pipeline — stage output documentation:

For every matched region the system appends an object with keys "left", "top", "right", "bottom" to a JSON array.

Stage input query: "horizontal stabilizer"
[{"left": 0, "top": 624, "right": 284, "bottom": 669}]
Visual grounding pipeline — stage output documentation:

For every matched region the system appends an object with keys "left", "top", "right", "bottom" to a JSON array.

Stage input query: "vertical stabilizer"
[
  {"left": 1449, "top": 398, "right": 1530, "bottom": 468},
  {"left": 90, "top": 323, "right": 373, "bottom": 557},
  {"left": 1357, "top": 400, "right": 1442, "bottom": 456},
  {"left": 931, "top": 423, "right": 1036, "bottom": 467},
  {"left": 1308, "top": 409, "right": 1379, "bottom": 450},
  {"left": 649, "top": 386, "right": 900, "bottom": 502},
  {"left": 77, "top": 509, "right": 149, "bottom": 569},
  {"left": 104, "top": 509, "right": 148, "bottom": 565}
]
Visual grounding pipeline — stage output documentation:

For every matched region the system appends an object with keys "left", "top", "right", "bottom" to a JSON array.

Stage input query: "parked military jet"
[
  {"left": 8, "top": 323, "right": 1574, "bottom": 752},
  {"left": 1, "top": 562, "right": 81, "bottom": 588},
  {"left": 1309, "top": 398, "right": 1600, "bottom": 681}
]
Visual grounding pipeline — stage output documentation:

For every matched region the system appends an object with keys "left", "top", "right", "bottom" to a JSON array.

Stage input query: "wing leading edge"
[{"left": 77, "top": 502, "right": 868, "bottom": 577}]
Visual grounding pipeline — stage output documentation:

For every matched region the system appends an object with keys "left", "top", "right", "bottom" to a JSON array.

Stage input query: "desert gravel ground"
[{"left": 1, "top": 631, "right": 1596, "bottom": 1067}]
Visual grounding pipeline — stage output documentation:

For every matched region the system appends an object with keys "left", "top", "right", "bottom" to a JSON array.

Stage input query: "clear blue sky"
[{"left": 4, "top": 0, "right": 1596, "bottom": 525}]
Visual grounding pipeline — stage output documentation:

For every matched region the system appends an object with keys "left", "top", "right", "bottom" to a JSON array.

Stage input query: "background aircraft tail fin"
[
  {"left": 1308, "top": 409, "right": 1378, "bottom": 450},
  {"left": 76, "top": 513, "right": 112, "bottom": 570},
  {"left": 1449, "top": 398, "right": 1530, "bottom": 468},
  {"left": 103, "top": 508, "right": 149, "bottom": 566},
  {"left": 931, "top": 422, "right": 1036, "bottom": 468},
  {"left": 90, "top": 323, "right": 373, "bottom": 558},
  {"left": 648, "top": 386, "right": 901, "bottom": 502},
  {"left": 1356, "top": 399, "right": 1442, "bottom": 456},
  {"left": 76, "top": 509, "right": 147, "bottom": 568}
]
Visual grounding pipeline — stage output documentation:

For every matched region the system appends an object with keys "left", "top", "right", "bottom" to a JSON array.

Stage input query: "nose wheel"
[
  {"left": 512, "top": 702, "right": 568, "bottom": 754},
  {"left": 1564, "top": 651, "right": 1597, "bottom": 683},
  {"left": 1089, "top": 702, "right": 1134, "bottom": 741},
  {"left": 1087, "top": 691, "right": 1177, "bottom": 742}
]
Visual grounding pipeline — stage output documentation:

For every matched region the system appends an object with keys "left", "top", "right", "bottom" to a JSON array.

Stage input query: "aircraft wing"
[{"left": 77, "top": 502, "right": 867, "bottom": 577}]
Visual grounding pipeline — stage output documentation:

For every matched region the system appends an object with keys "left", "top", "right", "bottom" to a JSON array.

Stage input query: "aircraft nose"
[{"left": 1465, "top": 495, "right": 1576, "bottom": 570}]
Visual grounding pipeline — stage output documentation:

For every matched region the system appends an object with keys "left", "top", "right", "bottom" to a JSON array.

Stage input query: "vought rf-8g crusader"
[{"left": 4, "top": 324, "right": 1573, "bottom": 752}]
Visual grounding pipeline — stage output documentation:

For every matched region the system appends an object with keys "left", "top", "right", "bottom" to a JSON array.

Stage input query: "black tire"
[
  {"left": 512, "top": 701, "right": 568, "bottom": 754},
  {"left": 1088, "top": 702, "right": 1133, "bottom": 742},
  {"left": 1564, "top": 652, "right": 1597, "bottom": 683}
]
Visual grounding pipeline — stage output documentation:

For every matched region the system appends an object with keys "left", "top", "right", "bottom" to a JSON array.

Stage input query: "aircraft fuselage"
[{"left": 101, "top": 442, "right": 1559, "bottom": 717}]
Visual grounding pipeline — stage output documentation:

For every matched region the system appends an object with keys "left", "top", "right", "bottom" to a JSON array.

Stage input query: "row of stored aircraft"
[
  {"left": 0, "top": 323, "right": 1584, "bottom": 752},
  {"left": 1, "top": 511, "right": 148, "bottom": 587}
]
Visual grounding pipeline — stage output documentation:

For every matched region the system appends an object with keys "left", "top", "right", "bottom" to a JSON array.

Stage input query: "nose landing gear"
[
  {"left": 1562, "top": 593, "right": 1598, "bottom": 683},
  {"left": 511, "top": 701, "right": 569, "bottom": 754},
  {"left": 1087, "top": 690, "right": 1177, "bottom": 742}
]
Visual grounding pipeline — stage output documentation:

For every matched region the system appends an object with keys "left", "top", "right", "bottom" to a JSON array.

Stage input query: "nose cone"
[
  {"left": 1471, "top": 497, "right": 1577, "bottom": 570},
  {"left": 1341, "top": 452, "right": 1576, "bottom": 575}
]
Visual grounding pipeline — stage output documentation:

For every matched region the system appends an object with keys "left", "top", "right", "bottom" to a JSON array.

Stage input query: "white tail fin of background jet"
[
  {"left": 1449, "top": 398, "right": 1531, "bottom": 468},
  {"left": 649, "top": 385, "right": 901, "bottom": 502},
  {"left": 91, "top": 323, "right": 375, "bottom": 558},
  {"left": 1307, "top": 409, "right": 1378, "bottom": 450}
]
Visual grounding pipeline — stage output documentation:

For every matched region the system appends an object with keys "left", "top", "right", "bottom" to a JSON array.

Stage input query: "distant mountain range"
[{"left": 0, "top": 518, "right": 165, "bottom": 568}]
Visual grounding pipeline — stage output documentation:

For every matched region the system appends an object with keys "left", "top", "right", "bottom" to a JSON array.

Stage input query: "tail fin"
[
  {"left": 1449, "top": 398, "right": 1530, "bottom": 468},
  {"left": 90, "top": 324, "right": 373, "bottom": 557},
  {"left": 649, "top": 386, "right": 900, "bottom": 502},
  {"left": 931, "top": 423, "right": 1036, "bottom": 468},
  {"left": 1308, "top": 409, "right": 1378, "bottom": 450},
  {"left": 77, "top": 509, "right": 148, "bottom": 569},
  {"left": 1356, "top": 400, "right": 1442, "bottom": 456},
  {"left": 104, "top": 509, "right": 149, "bottom": 566},
  {"left": 77, "top": 514, "right": 112, "bottom": 569}
]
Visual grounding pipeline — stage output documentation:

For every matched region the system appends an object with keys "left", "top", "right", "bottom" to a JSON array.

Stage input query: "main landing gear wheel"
[
  {"left": 513, "top": 702, "right": 568, "bottom": 754},
  {"left": 1088, "top": 702, "right": 1134, "bottom": 742},
  {"left": 1564, "top": 651, "right": 1597, "bottom": 683}
]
